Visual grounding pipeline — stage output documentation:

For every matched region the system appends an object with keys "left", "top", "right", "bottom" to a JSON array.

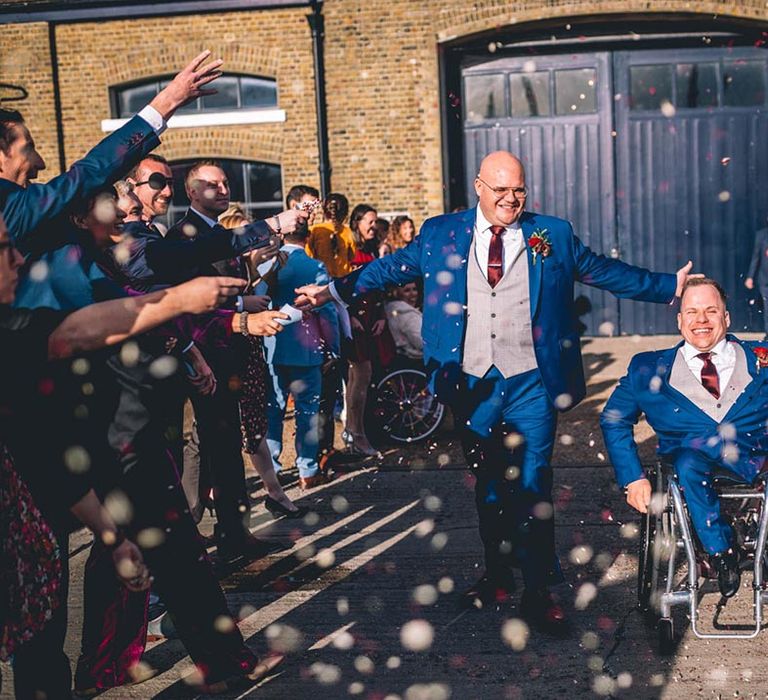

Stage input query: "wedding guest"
[
  {"left": 218, "top": 205, "right": 308, "bottom": 515},
  {"left": 307, "top": 193, "right": 356, "bottom": 277},
  {"left": 385, "top": 214, "right": 416, "bottom": 252},
  {"left": 375, "top": 216, "right": 392, "bottom": 257},
  {"left": 343, "top": 204, "right": 395, "bottom": 457},
  {"left": 385, "top": 282, "right": 423, "bottom": 360}
]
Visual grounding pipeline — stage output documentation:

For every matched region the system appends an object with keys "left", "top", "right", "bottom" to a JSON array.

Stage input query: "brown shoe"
[{"left": 299, "top": 472, "right": 333, "bottom": 490}]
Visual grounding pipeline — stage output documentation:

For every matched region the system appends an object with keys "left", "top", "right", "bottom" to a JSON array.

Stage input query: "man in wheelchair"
[{"left": 601, "top": 277, "right": 768, "bottom": 598}]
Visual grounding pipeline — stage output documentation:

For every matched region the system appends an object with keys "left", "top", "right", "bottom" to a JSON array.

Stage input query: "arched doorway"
[{"left": 442, "top": 16, "right": 768, "bottom": 334}]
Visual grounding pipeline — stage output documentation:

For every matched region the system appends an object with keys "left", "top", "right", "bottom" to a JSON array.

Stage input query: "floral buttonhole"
[
  {"left": 528, "top": 228, "right": 552, "bottom": 264},
  {"left": 753, "top": 346, "right": 768, "bottom": 371}
]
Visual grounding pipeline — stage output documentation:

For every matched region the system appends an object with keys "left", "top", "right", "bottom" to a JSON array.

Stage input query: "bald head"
[{"left": 474, "top": 151, "right": 527, "bottom": 227}]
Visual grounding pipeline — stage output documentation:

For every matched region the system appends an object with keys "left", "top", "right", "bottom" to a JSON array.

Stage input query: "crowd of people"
[{"left": 0, "top": 51, "right": 424, "bottom": 699}]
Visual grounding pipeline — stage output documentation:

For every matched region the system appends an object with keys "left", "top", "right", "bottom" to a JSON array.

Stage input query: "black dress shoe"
[
  {"left": 264, "top": 495, "right": 309, "bottom": 520},
  {"left": 520, "top": 588, "right": 570, "bottom": 635},
  {"left": 218, "top": 532, "right": 291, "bottom": 565},
  {"left": 711, "top": 549, "right": 741, "bottom": 598},
  {"left": 459, "top": 573, "right": 515, "bottom": 610}
]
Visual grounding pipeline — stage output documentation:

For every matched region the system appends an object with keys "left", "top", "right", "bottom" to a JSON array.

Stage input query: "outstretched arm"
[
  {"left": 48, "top": 275, "right": 245, "bottom": 358},
  {"left": 5, "top": 51, "right": 224, "bottom": 254},
  {"left": 572, "top": 232, "right": 679, "bottom": 303}
]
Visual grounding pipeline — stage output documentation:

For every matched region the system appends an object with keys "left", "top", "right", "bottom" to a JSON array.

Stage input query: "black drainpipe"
[
  {"left": 307, "top": 0, "right": 330, "bottom": 197},
  {"left": 47, "top": 21, "right": 66, "bottom": 173}
]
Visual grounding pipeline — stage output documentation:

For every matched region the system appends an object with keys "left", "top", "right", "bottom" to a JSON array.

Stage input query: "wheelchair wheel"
[
  {"left": 658, "top": 618, "right": 675, "bottom": 655},
  {"left": 368, "top": 368, "right": 445, "bottom": 444},
  {"left": 637, "top": 505, "right": 656, "bottom": 612}
]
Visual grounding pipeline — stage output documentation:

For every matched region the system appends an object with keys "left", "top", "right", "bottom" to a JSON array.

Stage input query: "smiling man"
[
  {"left": 602, "top": 277, "right": 768, "bottom": 598},
  {"left": 294, "top": 149, "right": 697, "bottom": 633}
]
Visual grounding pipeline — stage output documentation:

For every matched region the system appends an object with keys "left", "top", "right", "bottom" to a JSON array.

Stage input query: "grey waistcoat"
[
  {"left": 462, "top": 235, "right": 538, "bottom": 379},
  {"left": 668, "top": 343, "right": 752, "bottom": 422}
]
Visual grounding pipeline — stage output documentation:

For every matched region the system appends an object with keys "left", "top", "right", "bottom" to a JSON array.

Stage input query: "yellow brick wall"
[
  {"left": 0, "top": 22, "right": 58, "bottom": 173},
  {"left": 3, "top": 0, "right": 766, "bottom": 225}
]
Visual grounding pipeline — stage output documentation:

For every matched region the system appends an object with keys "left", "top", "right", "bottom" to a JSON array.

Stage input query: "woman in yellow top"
[{"left": 306, "top": 193, "right": 356, "bottom": 277}]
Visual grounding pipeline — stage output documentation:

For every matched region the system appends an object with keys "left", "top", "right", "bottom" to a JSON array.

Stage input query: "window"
[
  {"left": 675, "top": 63, "right": 719, "bottom": 108},
  {"left": 555, "top": 68, "right": 598, "bottom": 115},
  {"left": 157, "top": 159, "right": 283, "bottom": 229},
  {"left": 723, "top": 60, "right": 766, "bottom": 107},
  {"left": 112, "top": 74, "right": 278, "bottom": 118},
  {"left": 629, "top": 65, "right": 673, "bottom": 111},
  {"left": 464, "top": 74, "right": 505, "bottom": 123},
  {"left": 509, "top": 72, "right": 550, "bottom": 117}
]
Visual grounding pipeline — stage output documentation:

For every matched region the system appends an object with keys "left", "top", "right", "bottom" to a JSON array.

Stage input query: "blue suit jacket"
[
  {"left": 269, "top": 246, "right": 339, "bottom": 366},
  {"left": 335, "top": 208, "right": 677, "bottom": 409},
  {"left": 601, "top": 336, "right": 768, "bottom": 487},
  {"left": 0, "top": 115, "right": 159, "bottom": 256}
]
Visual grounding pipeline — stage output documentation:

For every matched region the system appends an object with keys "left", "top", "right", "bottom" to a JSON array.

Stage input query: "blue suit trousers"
[{"left": 458, "top": 367, "right": 563, "bottom": 589}]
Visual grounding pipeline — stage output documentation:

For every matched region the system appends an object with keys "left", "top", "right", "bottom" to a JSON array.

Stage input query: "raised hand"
[
  {"left": 174, "top": 276, "right": 245, "bottom": 314},
  {"left": 242, "top": 294, "right": 272, "bottom": 312},
  {"left": 675, "top": 260, "right": 704, "bottom": 298},
  {"left": 270, "top": 208, "right": 309, "bottom": 235},
  {"left": 294, "top": 283, "right": 332, "bottom": 311},
  {"left": 150, "top": 50, "right": 224, "bottom": 120}
]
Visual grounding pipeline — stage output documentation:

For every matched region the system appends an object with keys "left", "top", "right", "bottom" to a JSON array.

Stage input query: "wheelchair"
[
  {"left": 365, "top": 354, "right": 445, "bottom": 445},
  {"left": 638, "top": 459, "right": 768, "bottom": 654}
]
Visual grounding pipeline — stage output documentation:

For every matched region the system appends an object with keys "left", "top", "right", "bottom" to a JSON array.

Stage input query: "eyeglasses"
[
  {"left": 476, "top": 176, "right": 528, "bottom": 199},
  {"left": 134, "top": 172, "right": 174, "bottom": 191}
]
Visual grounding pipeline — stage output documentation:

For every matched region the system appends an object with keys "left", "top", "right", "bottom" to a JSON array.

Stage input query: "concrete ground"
[{"left": 3, "top": 334, "right": 768, "bottom": 699}]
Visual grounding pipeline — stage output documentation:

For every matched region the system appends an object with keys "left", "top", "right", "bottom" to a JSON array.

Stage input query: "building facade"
[{"left": 1, "top": 0, "right": 767, "bottom": 333}]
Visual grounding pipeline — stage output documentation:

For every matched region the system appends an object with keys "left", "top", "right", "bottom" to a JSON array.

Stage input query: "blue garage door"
[{"left": 463, "top": 47, "right": 768, "bottom": 334}]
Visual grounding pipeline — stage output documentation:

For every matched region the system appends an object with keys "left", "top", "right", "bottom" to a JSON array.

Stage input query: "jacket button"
[
  {"left": 491, "top": 313, "right": 496, "bottom": 318},
  {"left": 716, "top": 403, "right": 722, "bottom": 408},
  {"left": 491, "top": 333, "right": 496, "bottom": 339},
  {"left": 491, "top": 292, "right": 496, "bottom": 297}
]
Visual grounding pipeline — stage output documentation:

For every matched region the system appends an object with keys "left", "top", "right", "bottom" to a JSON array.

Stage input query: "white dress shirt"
[
  {"left": 681, "top": 337, "right": 736, "bottom": 390},
  {"left": 137, "top": 105, "right": 167, "bottom": 136},
  {"left": 473, "top": 207, "right": 523, "bottom": 278}
]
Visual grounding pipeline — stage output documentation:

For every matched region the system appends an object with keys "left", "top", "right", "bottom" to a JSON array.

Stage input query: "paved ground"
[{"left": 3, "top": 334, "right": 767, "bottom": 699}]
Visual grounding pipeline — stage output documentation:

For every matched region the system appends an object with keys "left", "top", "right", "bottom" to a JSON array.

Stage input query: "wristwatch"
[{"left": 239, "top": 311, "right": 250, "bottom": 337}]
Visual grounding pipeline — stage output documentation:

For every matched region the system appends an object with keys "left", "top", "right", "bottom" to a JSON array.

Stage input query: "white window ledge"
[{"left": 101, "top": 108, "right": 286, "bottom": 132}]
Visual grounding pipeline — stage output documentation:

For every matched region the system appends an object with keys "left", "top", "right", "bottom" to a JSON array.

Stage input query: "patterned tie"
[
  {"left": 487, "top": 225, "right": 505, "bottom": 288},
  {"left": 697, "top": 352, "right": 720, "bottom": 399}
]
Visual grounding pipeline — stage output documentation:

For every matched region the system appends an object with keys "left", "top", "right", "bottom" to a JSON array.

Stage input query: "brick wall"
[{"left": 2, "top": 0, "right": 766, "bottom": 225}]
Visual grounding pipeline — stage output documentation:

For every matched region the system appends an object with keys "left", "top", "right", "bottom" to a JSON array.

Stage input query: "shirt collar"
[
  {"left": 682, "top": 336, "right": 729, "bottom": 361},
  {"left": 281, "top": 243, "right": 304, "bottom": 253},
  {"left": 475, "top": 206, "right": 521, "bottom": 236},
  {"left": 190, "top": 207, "right": 220, "bottom": 230}
]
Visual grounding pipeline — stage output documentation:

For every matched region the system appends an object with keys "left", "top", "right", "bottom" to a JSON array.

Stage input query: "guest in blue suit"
[
  {"left": 0, "top": 50, "right": 223, "bottom": 256},
  {"left": 265, "top": 224, "right": 339, "bottom": 489},
  {"left": 296, "top": 151, "right": 694, "bottom": 631},
  {"left": 601, "top": 278, "right": 768, "bottom": 598}
]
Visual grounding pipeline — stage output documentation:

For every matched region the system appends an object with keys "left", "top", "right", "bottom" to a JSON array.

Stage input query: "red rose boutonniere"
[
  {"left": 528, "top": 228, "right": 552, "bottom": 264},
  {"left": 754, "top": 346, "right": 768, "bottom": 372}
]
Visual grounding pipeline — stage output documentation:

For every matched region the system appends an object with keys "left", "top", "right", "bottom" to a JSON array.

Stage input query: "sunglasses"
[{"left": 134, "top": 172, "right": 174, "bottom": 191}]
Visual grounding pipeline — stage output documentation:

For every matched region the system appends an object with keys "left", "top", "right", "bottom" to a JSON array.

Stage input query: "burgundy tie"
[
  {"left": 697, "top": 352, "right": 720, "bottom": 399},
  {"left": 487, "top": 225, "right": 505, "bottom": 288}
]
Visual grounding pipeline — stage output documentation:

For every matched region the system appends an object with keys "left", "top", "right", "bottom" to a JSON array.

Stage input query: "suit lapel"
[
  {"left": 520, "top": 214, "right": 543, "bottom": 318},
  {"left": 723, "top": 336, "right": 767, "bottom": 421},
  {"left": 451, "top": 208, "right": 476, "bottom": 309}
]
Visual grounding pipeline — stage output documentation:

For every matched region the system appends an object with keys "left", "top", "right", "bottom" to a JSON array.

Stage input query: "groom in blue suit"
[
  {"left": 296, "top": 151, "right": 692, "bottom": 631},
  {"left": 601, "top": 278, "right": 768, "bottom": 597}
]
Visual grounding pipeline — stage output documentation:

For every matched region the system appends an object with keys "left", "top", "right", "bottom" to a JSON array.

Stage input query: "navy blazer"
[
  {"left": 601, "top": 335, "right": 768, "bottom": 487},
  {"left": 0, "top": 115, "right": 159, "bottom": 256},
  {"left": 335, "top": 207, "right": 677, "bottom": 410},
  {"left": 268, "top": 246, "right": 339, "bottom": 366}
]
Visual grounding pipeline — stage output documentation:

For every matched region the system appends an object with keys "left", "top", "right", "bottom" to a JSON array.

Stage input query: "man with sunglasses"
[
  {"left": 296, "top": 150, "right": 700, "bottom": 635},
  {"left": 126, "top": 154, "right": 175, "bottom": 233}
]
